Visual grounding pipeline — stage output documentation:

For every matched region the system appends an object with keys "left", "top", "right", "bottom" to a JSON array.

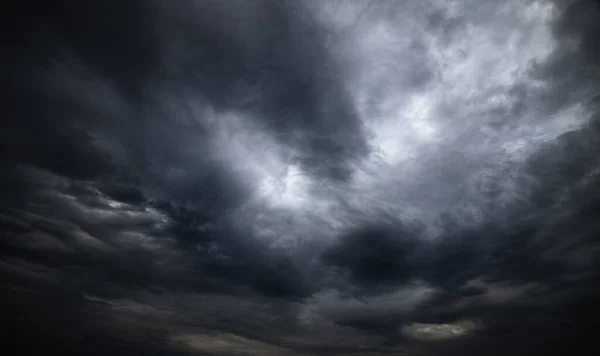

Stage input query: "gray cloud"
[{"left": 2, "top": 0, "right": 600, "bottom": 355}]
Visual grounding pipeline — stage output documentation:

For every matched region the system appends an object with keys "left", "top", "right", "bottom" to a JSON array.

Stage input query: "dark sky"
[{"left": 2, "top": 0, "right": 600, "bottom": 355}]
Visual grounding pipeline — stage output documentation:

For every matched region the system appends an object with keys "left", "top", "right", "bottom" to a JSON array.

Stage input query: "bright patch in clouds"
[
  {"left": 402, "top": 319, "right": 481, "bottom": 340},
  {"left": 211, "top": 112, "right": 314, "bottom": 210}
]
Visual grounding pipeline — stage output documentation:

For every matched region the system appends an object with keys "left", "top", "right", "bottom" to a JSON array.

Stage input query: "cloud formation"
[{"left": 2, "top": 0, "right": 600, "bottom": 355}]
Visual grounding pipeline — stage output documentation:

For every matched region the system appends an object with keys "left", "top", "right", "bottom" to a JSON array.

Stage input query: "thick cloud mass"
[{"left": 2, "top": 0, "right": 600, "bottom": 355}]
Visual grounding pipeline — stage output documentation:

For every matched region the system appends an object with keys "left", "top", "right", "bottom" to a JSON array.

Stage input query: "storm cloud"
[{"left": 2, "top": 0, "right": 600, "bottom": 355}]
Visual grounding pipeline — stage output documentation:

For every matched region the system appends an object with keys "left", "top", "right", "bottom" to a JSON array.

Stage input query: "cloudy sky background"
[{"left": 2, "top": 0, "right": 600, "bottom": 355}]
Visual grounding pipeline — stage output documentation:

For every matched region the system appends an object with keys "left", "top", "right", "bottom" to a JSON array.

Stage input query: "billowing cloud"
[{"left": 2, "top": 0, "right": 600, "bottom": 355}]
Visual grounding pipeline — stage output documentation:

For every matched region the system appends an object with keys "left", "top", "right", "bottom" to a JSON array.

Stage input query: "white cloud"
[{"left": 401, "top": 319, "right": 481, "bottom": 340}]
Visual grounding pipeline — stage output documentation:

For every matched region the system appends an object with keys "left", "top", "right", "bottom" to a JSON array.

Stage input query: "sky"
[{"left": 2, "top": 0, "right": 600, "bottom": 355}]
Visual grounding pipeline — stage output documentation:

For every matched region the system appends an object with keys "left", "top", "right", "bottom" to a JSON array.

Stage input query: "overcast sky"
[{"left": 2, "top": 0, "right": 600, "bottom": 355}]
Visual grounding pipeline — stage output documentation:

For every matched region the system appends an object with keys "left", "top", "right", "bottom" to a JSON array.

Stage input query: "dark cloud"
[
  {"left": 321, "top": 223, "right": 427, "bottom": 288},
  {"left": 2, "top": 0, "right": 600, "bottom": 355},
  {"left": 151, "top": 0, "right": 370, "bottom": 182}
]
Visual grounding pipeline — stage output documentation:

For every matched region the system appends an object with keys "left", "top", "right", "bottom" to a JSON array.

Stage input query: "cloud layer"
[{"left": 2, "top": 0, "right": 600, "bottom": 355}]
